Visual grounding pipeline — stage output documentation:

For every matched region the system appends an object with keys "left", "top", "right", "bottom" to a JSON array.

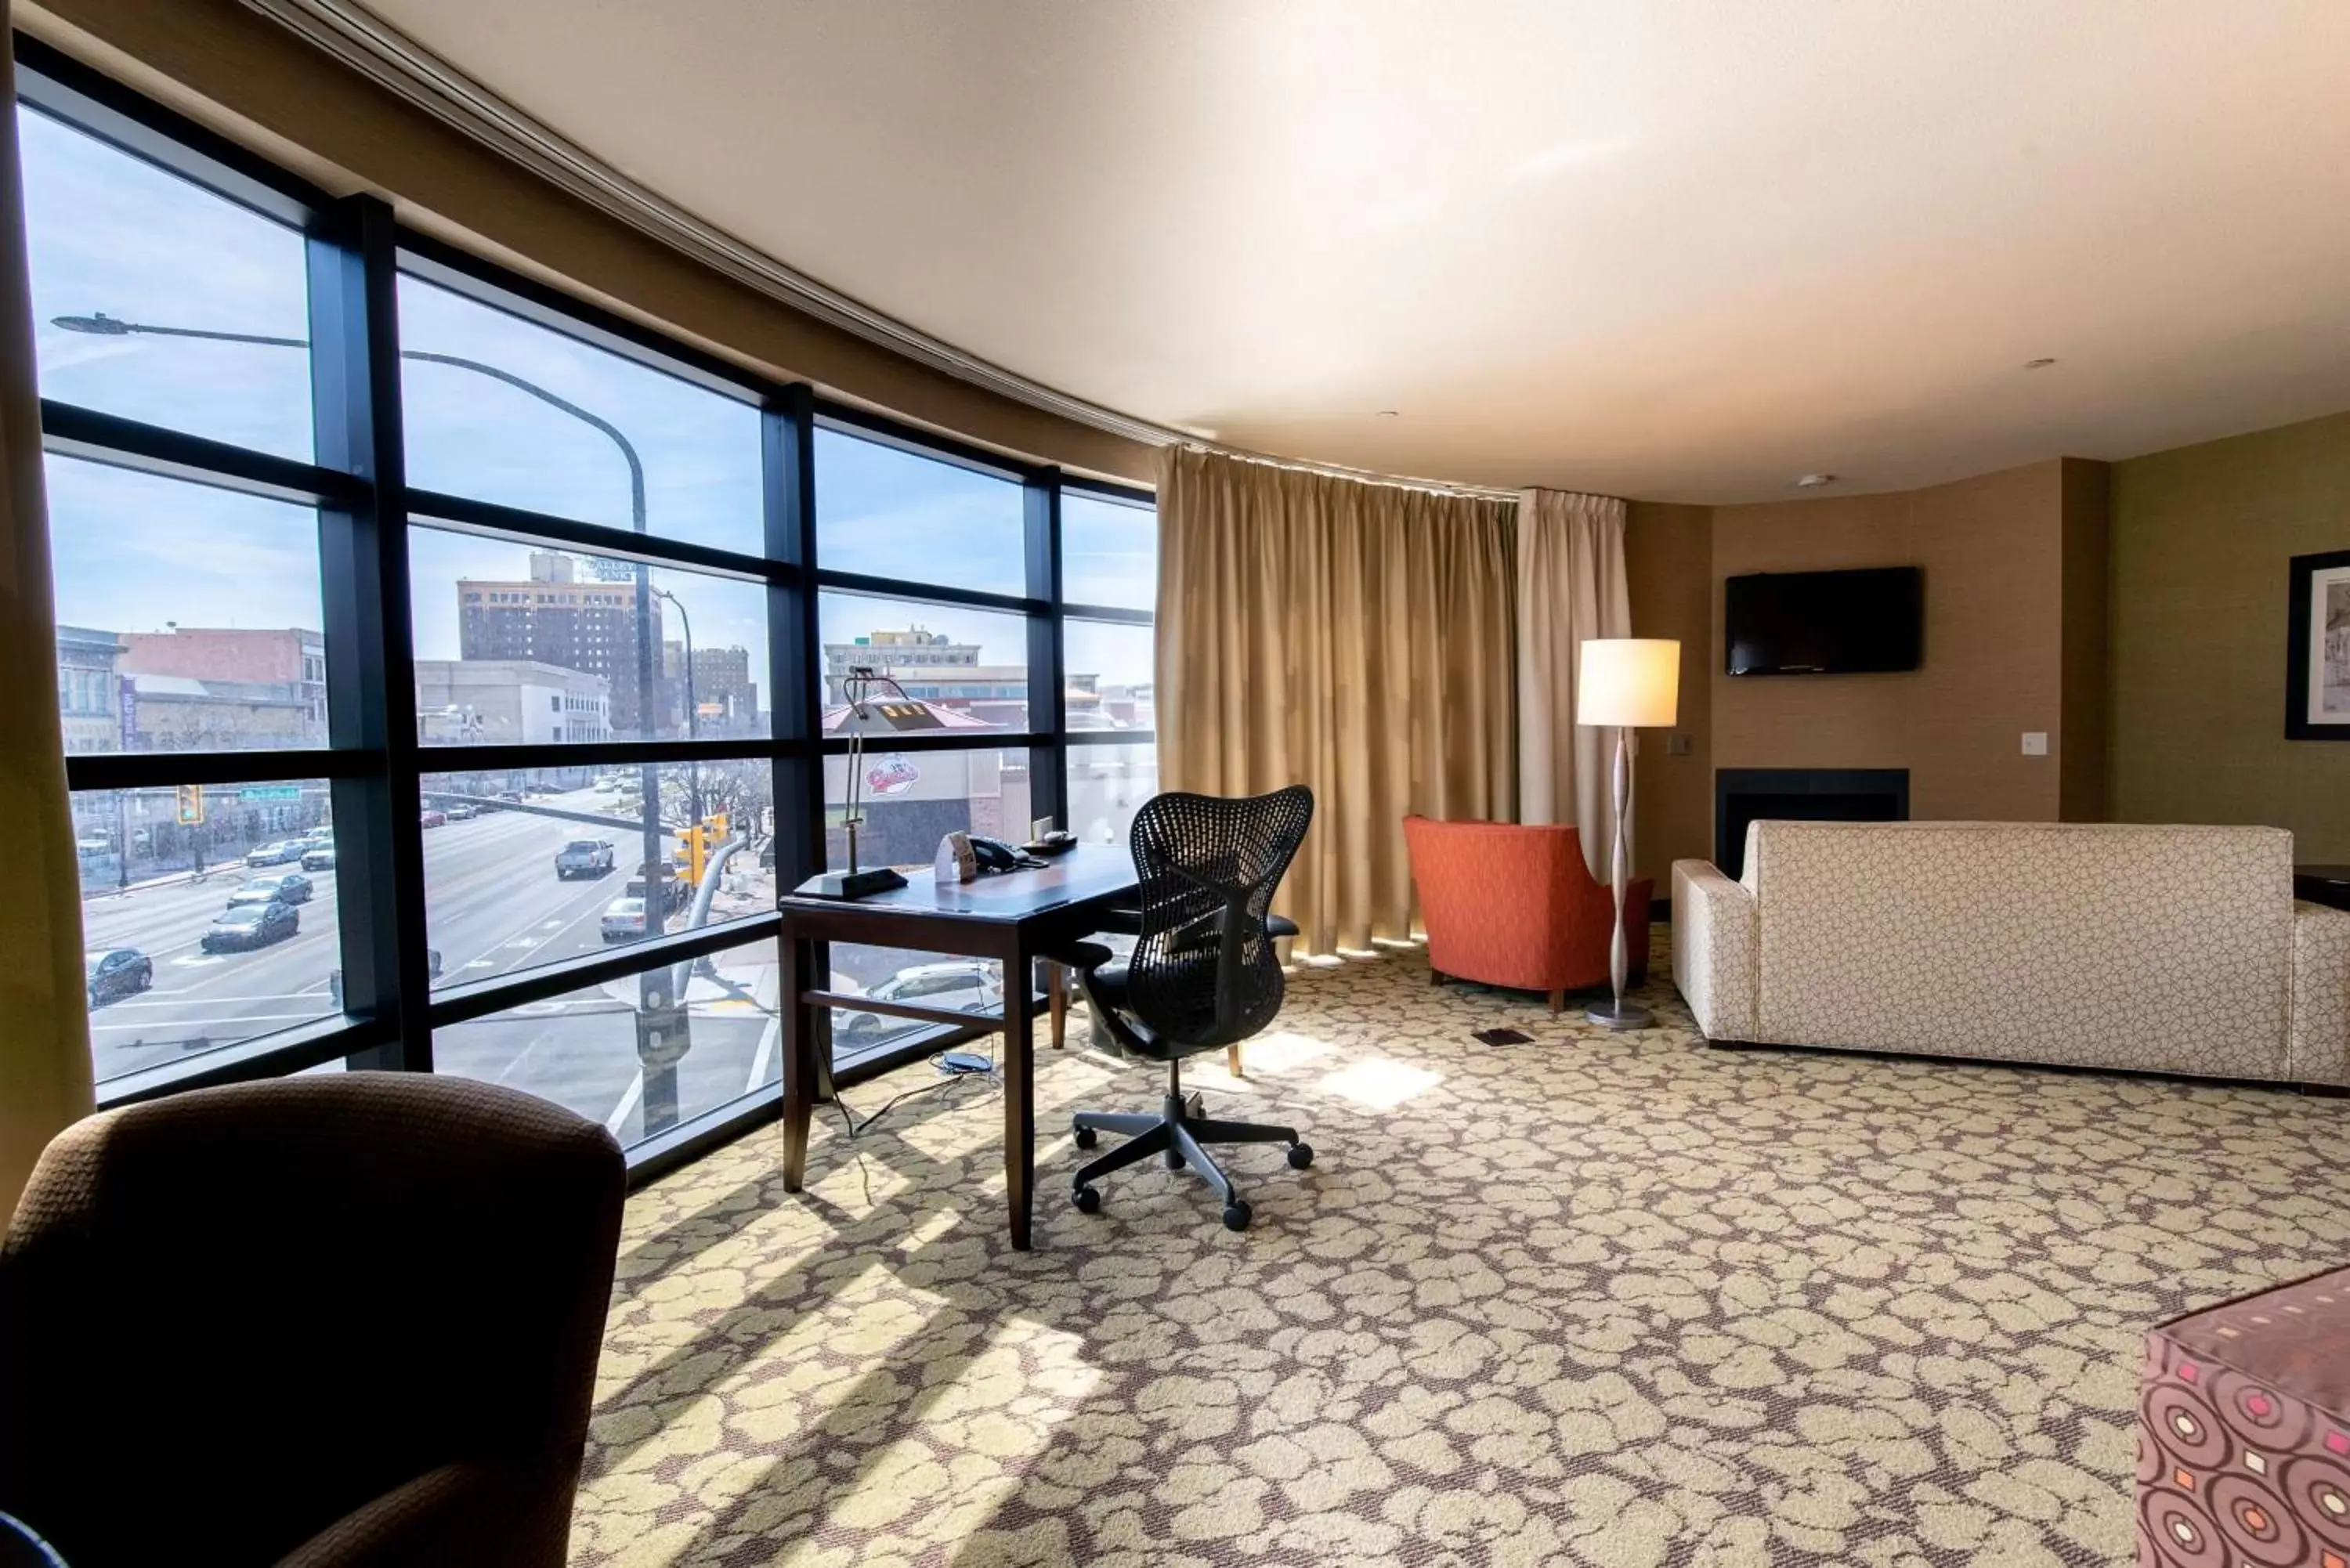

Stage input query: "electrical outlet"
[{"left": 2021, "top": 732, "right": 2048, "bottom": 757}]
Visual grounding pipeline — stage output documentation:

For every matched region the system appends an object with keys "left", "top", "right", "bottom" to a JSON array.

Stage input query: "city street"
[{"left": 79, "top": 784, "right": 783, "bottom": 1133}]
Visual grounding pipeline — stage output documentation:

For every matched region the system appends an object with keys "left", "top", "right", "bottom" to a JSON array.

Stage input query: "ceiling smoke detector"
[
  {"left": 1795, "top": 472, "right": 1838, "bottom": 489},
  {"left": 2025, "top": 357, "right": 2057, "bottom": 370},
  {"left": 1375, "top": 409, "right": 1402, "bottom": 418}
]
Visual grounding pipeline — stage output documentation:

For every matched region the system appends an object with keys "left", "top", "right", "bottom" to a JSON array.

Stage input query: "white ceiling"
[{"left": 352, "top": 0, "right": 2350, "bottom": 502}]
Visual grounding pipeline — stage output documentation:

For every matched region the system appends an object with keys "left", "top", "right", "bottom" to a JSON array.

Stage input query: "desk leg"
[
  {"left": 781, "top": 931, "right": 816, "bottom": 1192},
  {"left": 1047, "top": 962, "right": 1067, "bottom": 1050},
  {"left": 1003, "top": 939, "right": 1036, "bottom": 1249}
]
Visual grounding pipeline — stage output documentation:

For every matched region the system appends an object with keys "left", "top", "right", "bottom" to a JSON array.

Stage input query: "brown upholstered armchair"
[{"left": 0, "top": 1075, "right": 625, "bottom": 1568}]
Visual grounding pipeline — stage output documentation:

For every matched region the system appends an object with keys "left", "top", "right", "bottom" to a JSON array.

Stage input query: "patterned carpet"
[{"left": 572, "top": 935, "right": 2350, "bottom": 1567}]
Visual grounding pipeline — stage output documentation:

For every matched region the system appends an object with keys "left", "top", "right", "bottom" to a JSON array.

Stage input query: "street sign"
[
  {"left": 237, "top": 785, "right": 302, "bottom": 802},
  {"left": 175, "top": 784, "right": 204, "bottom": 826}
]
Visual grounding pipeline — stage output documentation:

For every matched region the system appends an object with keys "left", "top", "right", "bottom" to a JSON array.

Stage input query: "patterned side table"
[{"left": 2138, "top": 1266, "right": 2350, "bottom": 1566}]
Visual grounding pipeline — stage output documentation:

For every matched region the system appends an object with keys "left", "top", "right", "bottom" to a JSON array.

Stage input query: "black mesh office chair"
[{"left": 1052, "top": 785, "right": 1316, "bottom": 1231}]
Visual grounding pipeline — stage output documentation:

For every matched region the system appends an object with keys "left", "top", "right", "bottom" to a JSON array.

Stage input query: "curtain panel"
[
  {"left": 1155, "top": 447, "right": 1516, "bottom": 955},
  {"left": 1516, "top": 488, "right": 1629, "bottom": 880}
]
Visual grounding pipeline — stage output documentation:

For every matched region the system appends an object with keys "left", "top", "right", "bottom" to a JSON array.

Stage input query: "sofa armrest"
[
  {"left": 2291, "top": 901, "right": 2350, "bottom": 1086},
  {"left": 1672, "top": 859, "right": 1756, "bottom": 1040}
]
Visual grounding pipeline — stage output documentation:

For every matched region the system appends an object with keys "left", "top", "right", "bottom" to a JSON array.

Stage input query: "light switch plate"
[
  {"left": 2021, "top": 732, "right": 2048, "bottom": 757},
  {"left": 1665, "top": 732, "right": 1694, "bottom": 757}
]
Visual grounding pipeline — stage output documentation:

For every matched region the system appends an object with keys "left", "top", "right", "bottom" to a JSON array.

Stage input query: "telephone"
[{"left": 967, "top": 835, "right": 1027, "bottom": 873}]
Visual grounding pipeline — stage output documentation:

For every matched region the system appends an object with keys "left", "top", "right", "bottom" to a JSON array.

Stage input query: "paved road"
[{"left": 80, "top": 785, "right": 785, "bottom": 1134}]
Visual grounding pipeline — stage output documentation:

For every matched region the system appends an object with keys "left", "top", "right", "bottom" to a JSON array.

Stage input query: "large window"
[{"left": 19, "top": 45, "right": 1155, "bottom": 1168}]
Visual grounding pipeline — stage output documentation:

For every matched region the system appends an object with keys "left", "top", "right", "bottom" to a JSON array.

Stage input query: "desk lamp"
[{"left": 798, "top": 664, "right": 943, "bottom": 898}]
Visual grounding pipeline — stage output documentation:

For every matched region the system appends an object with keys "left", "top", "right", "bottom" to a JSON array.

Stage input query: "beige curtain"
[
  {"left": 1517, "top": 488, "right": 1630, "bottom": 879},
  {"left": 1155, "top": 447, "right": 1516, "bottom": 955},
  {"left": 0, "top": 13, "right": 96, "bottom": 1217}
]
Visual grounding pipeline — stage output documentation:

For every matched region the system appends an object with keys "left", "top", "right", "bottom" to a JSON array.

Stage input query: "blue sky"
[{"left": 19, "top": 104, "right": 1154, "bottom": 696}]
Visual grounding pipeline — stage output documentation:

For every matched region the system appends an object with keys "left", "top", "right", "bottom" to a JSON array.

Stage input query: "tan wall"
[
  {"left": 2059, "top": 457, "right": 2111, "bottom": 822},
  {"left": 1625, "top": 501, "right": 1712, "bottom": 880},
  {"left": 2110, "top": 410, "right": 2350, "bottom": 859},
  {"left": 1707, "top": 459, "right": 2094, "bottom": 839},
  {"left": 24, "top": 0, "right": 1156, "bottom": 484}
]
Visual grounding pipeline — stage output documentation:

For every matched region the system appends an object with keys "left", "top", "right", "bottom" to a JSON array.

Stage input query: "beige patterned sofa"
[{"left": 1672, "top": 821, "right": 2350, "bottom": 1087}]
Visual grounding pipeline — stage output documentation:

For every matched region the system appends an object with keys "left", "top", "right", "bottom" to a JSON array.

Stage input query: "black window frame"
[{"left": 18, "top": 36, "right": 1155, "bottom": 1183}]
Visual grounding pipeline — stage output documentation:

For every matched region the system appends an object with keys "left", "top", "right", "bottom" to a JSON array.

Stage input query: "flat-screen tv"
[{"left": 1725, "top": 566, "right": 1922, "bottom": 676}]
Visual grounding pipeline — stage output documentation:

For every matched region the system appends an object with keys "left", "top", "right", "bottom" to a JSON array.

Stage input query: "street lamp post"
[
  {"left": 650, "top": 585, "right": 701, "bottom": 826},
  {"left": 56, "top": 309, "right": 689, "bottom": 1135}
]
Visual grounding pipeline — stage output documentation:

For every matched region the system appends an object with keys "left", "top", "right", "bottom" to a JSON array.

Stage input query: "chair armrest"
[
  {"left": 272, "top": 1459, "right": 566, "bottom": 1568},
  {"left": 1266, "top": 915, "right": 1299, "bottom": 940},
  {"left": 1671, "top": 859, "right": 1757, "bottom": 1040},
  {"left": 1039, "top": 939, "right": 1115, "bottom": 974},
  {"left": 2292, "top": 901, "right": 2350, "bottom": 1086}
]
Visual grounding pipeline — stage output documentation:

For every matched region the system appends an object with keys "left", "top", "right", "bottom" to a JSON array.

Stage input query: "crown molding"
[
  {"left": 229, "top": 0, "right": 1532, "bottom": 502},
  {"left": 231, "top": 0, "right": 1186, "bottom": 450}
]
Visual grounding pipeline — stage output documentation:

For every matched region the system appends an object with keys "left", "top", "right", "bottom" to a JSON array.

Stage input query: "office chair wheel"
[
  {"left": 1072, "top": 1125, "right": 1098, "bottom": 1149},
  {"left": 1073, "top": 1185, "right": 1102, "bottom": 1214},
  {"left": 1222, "top": 1200, "right": 1253, "bottom": 1232},
  {"left": 1288, "top": 1143, "right": 1314, "bottom": 1170},
  {"left": 1165, "top": 1149, "right": 1186, "bottom": 1170}
]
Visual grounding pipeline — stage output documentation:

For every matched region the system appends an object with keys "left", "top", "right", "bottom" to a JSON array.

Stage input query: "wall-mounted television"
[{"left": 1725, "top": 566, "right": 1922, "bottom": 676}]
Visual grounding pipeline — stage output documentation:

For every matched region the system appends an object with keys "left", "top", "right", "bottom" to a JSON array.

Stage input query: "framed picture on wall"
[{"left": 2287, "top": 547, "right": 2350, "bottom": 740}]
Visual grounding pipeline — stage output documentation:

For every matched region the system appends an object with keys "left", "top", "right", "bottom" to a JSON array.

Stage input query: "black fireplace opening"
[{"left": 1715, "top": 768, "right": 1910, "bottom": 879}]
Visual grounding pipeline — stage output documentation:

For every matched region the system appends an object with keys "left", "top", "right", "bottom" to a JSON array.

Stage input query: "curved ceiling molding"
[
  {"left": 231, "top": 0, "right": 1527, "bottom": 501},
  {"left": 233, "top": 0, "right": 1184, "bottom": 448}
]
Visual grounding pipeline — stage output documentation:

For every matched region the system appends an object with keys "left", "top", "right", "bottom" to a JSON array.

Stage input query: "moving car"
[
  {"left": 835, "top": 962, "right": 1003, "bottom": 1047},
  {"left": 202, "top": 900, "right": 300, "bottom": 952},
  {"left": 229, "top": 873, "right": 313, "bottom": 907},
  {"left": 245, "top": 840, "right": 306, "bottom": 867},
  {"left": 446, "top": 803, "right": 478, "bottom": 821},
  {"left": 555, "top": 839, "right": 616, "bottom": 879},
  {"left": 601, "top": 897, "right": 648, "bottom": 942},
  {"left": 301, "top": 844, "right": 337, "bottom": 871},
  {"left": 419, "top": 809, "right": 447, "bottom": 829},
  {"left": 627, "top": 869, "right": 690, "bottom": 912},
  {"left": 85, "top": 947, "right": 152, "bottom": 1007}
]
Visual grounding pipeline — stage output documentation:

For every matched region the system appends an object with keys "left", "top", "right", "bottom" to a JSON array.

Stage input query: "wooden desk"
[{"left": 777, "top": 846, "right": 1139, "bottom": 1249}]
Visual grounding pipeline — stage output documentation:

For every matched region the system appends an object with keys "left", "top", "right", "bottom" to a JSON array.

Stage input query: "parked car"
[
  {"left": 555, "top": 839, "right": 616, "bottom": 880},
  {"left": 446, "top": 803, "right": 478, "bottom": 821},
  {"left": 836, "top": 962, "right": 1001, "bottom": 1046},
  {"left": 300, "top": 826, "right": 334, "bottom": 844},
  {"left": 228, "top": 873, "right": 313, "bottom": 908},
  {"left": 301, "top": 844, "right": 337, "bottom": 871},
  {"left": 245, "top": 840, "right": 306, "bottom": 867},
  {"left": 85, "top": 947, "right": 152, "bottom": 1007},
  {"left": 202, "top": 900, "right": 299, "bottom": 952},
  {"left": 601, "top": 897, "right": 648, "bottom": 942},
  {"left": 420, "top": 809, "right": 447, "bottom": 829}
]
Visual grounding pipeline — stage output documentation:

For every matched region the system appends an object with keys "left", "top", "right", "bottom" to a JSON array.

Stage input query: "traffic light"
[
  {"left": 682, "top": 823, "right": 707, "bottom": 887},
  {"left": 175, "top": 785, "right": 204, "bottom": 826}
]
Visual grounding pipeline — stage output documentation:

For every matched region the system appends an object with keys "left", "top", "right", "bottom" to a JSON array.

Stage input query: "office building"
[
  {"left": 7, "top": 9, "right": 2350, "bottom": 1568},
  {"left": 456, "top": 552, "right": 667, "bottom": 735},
  {"left": 414, "top": 659, "right": 612, "bottom": 746}
]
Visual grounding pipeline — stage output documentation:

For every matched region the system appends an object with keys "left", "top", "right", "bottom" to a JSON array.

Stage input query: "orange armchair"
[{"left": 1402, "top": 816, "right": 1652, "bottom": 1011}]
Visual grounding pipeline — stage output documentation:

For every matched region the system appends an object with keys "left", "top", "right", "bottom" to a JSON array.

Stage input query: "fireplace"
[{"left": 1715, "top": 768, "right": 1909, "bottom": 879}]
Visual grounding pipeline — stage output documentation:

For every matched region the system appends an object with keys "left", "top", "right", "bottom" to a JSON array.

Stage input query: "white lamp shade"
[{"left": 1577, "top": 638, "right": 1680, "bottom": 728}]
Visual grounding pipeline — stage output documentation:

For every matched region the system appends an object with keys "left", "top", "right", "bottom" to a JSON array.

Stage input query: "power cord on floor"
[{"left": 828, "top": 1050, "right": 1003, "bottom": 1208}]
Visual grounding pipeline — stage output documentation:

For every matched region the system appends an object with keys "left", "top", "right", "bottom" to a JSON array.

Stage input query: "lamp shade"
[{"left": 1576, "top": 638, "right": 1680, "bottom": 728}]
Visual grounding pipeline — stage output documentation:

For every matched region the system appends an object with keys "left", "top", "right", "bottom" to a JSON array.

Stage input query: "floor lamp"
[{"left": 1576, "top": 638, "right": 1680, "bottom": 1030}]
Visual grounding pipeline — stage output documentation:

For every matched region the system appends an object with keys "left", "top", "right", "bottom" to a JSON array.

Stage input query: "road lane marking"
[
  {"left": 747, "top": 1014, "right": 779, "bottom": 1095},
  {"left": 606, "top": 1069, "right": 645, "bottom": 1136}
]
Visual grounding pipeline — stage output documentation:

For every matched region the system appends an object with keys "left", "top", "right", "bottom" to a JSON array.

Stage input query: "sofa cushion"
[{"left": 1746, "top": 821, "right": 2294, "bottom": 1080}]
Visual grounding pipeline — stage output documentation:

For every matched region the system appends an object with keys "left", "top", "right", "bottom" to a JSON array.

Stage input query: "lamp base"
[
  {"left": 796, "top": 866, "right": 907, "bottom": 899},
  {"left": 1585, "top": 999, "right": 1654, "bottom": 1031}
]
